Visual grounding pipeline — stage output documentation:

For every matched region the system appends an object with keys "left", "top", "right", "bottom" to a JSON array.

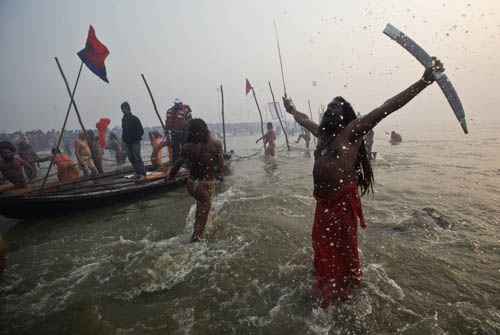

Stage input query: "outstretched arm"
[
  {"left": 348, "top": 58, "right": 444, "bottom": 141},
  {"left": 282, "top": 98, "right": 319, "bottom": 137}
]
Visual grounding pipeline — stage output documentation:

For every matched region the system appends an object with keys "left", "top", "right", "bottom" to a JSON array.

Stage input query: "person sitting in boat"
[
  {"left": 107, "top": 132, "right": 126, "bottom": 165},
  {"left": 74, "top": 132, "right": 98, "bottom": 177},
  {"left": 389, "top": 130, "right": 402, "bottom": 145},
  {"left": 0, "top": 141, "right": 33, "bottom": 188},
  {"left": 149, "top": 131, "right": 166, "bottom": 171},
  {"left": 296, "top": 127, "right": 311, "bottom": 149},
  {"left": 52, "top": 148, "right": 80, "bottom": 183},
  {"left": 165, "top": 98, "right": 192, "bottom": 163},
  {"left": 16, "top": 135, "right": 39, "bottom": 181},
  {"left": 256, "top": 122, "right": 276, "bottom": 157},
  {"left": 167, "top": 119, "right": 224, "bottom": 242}
]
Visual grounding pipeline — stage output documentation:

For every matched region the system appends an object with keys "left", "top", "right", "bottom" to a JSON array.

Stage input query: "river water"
[{"left": 1, "top": 121, "right": 499, "bottom": 334}]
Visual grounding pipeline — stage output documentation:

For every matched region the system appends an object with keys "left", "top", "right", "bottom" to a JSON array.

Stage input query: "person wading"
[
  {"left": 282, "top": 58, "right": 444, "bottom": 308},
  {"left": 256, "top": 122, "right": 277, "bottom": 158},
  {"left": 121, "top": 102, "right": 146, "bottom": 179},
  {"left": 167, "top": 119, "right": 224, "bottom": 242}
]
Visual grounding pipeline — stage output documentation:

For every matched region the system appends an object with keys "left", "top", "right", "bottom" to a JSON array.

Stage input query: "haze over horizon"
[{"left": 1, "top": 0, "right": 499, "bottom": 133}]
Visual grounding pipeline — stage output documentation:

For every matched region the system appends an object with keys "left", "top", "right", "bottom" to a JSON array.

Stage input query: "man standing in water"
[
  {"left": 296, "top": 127, "right": 312, "bottom": 149},
  {"left": 256, "top": 122, "right": 277, "bottom": 157},
  {"left": 282, "top": 58, "right": 444, "bottom": 308},
  {"left": 167, "top": 119, "right": 224, "bottom": 242}
]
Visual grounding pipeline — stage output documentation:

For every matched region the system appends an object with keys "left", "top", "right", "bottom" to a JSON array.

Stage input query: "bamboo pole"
[
  {"left": 250, "top": 85, "right": 266, "bottom": 150},
  {"left": 268, "top": 81, "right": 290, "bottom": 150},
  {"left": 54, "top": 57, "right": 89, "bottom": 138},
  {"left": 273, "top": 20, "right": 288, "bottom": 98},
  {"left": 41, "top": 61, "right": 84, "bottom": 190},
  {"left": 141, "top": 74, "right": 166, "bottom": 130},
  {"left": 220, "top": 84, "right": 227, "bottom": 154}
]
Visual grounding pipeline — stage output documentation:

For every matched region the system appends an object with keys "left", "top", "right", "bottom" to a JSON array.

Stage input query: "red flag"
[
  {"left": 77, "top": 25, "right": 110, "bottom": 83},
  {"left": 245, "top": 78, "right": 253, "bottom": 95}
]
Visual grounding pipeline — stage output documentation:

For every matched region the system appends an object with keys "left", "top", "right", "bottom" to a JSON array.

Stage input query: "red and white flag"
[{"left": 245, "top": 78, "right": 253, "bottom": 95}]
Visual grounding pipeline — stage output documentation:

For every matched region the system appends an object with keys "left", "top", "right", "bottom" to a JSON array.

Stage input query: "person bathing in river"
[
  {"left": 167, "top": 119, "right": 224, "bottom": 242},
  {"left": 389, "top": 130, "right": 402, "bottom": 145},
  {"left": 282, "top": 58, "right": 444, "bottom": 308},
  {"left": 296, "top": 127, "right": 312, "bottom": 149},
  {"left": 256, "top": 122, "right": 276, "bottom": 157}
]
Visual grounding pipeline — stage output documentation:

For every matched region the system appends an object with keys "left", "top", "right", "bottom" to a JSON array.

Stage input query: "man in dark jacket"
[{"left": 121, "top": 102, "right": 145, "bottom": 178}]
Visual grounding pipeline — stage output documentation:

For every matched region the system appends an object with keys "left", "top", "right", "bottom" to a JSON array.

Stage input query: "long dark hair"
[
  {"left": 317, "top": 97, "right": 374, "bottom": 195},
  {"left": 186, "top": 118, "right": 210, "bottom": 144}
]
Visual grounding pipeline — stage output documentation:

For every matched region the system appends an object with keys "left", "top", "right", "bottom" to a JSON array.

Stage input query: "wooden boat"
[{"left": 0, "top": 166, "right": 189, "bottom": 219}]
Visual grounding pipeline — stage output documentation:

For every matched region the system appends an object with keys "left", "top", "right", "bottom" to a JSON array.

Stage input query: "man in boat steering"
[{"left": 167, "top": 119, "right": 224, "bottom": 242}]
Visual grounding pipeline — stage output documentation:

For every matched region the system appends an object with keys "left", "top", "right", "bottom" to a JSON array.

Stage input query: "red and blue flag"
[{"left": 77, "top": 25, "right": 110, "bottom": 83}]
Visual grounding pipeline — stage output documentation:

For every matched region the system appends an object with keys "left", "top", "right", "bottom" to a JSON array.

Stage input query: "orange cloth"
[
  {"left": 151, "top": 138, "right": 164, "bottom": 169},
  {"left": 96, "top": 118, "right": 111, "bottom": 149},
  {"left": 313, "top": 183, "right": 366, "bottom": 307},
  {"left": 54, "top": 154, "right": 80, "bottom": 183}
]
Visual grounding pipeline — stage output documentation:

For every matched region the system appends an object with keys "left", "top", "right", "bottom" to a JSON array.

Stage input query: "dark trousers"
[
  {"left": 125, "top": 141, "right": 145, "bottom": 176},
  {"left": 171, "top": 130, "right": 186, "bottom": 162}
]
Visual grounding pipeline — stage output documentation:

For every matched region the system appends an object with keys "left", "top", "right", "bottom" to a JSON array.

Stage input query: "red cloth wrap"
[
  {"left": 96, "top": 118, "right": 111, "bottom": 149},
  {"left": 312, "top": 183, "right": 366, "bottom": 307}
]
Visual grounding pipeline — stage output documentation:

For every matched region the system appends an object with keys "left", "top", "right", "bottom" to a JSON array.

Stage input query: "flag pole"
[
  {"left": 220, "top": 84, "right": 227, "bottom": 154},
  {"left": 53, "top": 57, "right": 100, "bottom": 176},
  {"left": 249, "top": 83, "right": 266, "bottom": 150},
  {"left": 141, "top": 74, "right": 165, "bottom": 130},
  {"left": 41, "top": 61, "right": 84, "bottom": 190},
  {"left": 274, "top": 20, "right": 288, "bottom": 98},
  {"left": 54, "top": 57, "right": 89, "bottom": 138},
  {"left": 268, "top": 81, "right": 290, "bottom": 151}
]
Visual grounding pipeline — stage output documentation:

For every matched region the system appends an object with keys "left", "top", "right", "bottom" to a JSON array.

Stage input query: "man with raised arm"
[
  {"left": 282, "top": 58, "right": 444, "bottom": 308},
  {"left": 167, "top": 119, "right": 224, "bottom": 242}
]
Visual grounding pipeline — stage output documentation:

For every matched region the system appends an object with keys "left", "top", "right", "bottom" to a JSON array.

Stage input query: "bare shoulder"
[{"left": 208, "top": 137, "right": 223, "bottom": 151}]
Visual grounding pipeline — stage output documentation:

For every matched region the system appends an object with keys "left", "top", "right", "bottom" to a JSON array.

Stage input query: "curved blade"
[{"left": 383, "top": 23, "right": 468, "bottom": 134}]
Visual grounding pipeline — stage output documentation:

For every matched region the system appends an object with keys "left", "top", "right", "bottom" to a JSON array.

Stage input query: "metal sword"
[{"left": 383, "top": 23, "right": 468, "bottom": 134}]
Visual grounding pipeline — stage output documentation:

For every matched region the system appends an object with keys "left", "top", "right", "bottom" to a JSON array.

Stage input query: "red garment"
[
  {"left": 312, "top": 183, "right": 366, "bottom": 308},
  {"left": 96, "top": 118, "right": 111, "bottom": 149}
]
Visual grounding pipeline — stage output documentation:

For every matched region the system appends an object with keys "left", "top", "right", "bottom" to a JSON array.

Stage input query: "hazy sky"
[{"left": 1, "top": 0, "right": 499, "bottom": 133}]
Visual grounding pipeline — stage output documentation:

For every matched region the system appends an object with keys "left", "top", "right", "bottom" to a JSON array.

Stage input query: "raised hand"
[
  {"left": 422, "top": 57, "right": 445, "bottom": 84},
  {"left": 282, "top": 97, "right": 296, "bottom": 114}
]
